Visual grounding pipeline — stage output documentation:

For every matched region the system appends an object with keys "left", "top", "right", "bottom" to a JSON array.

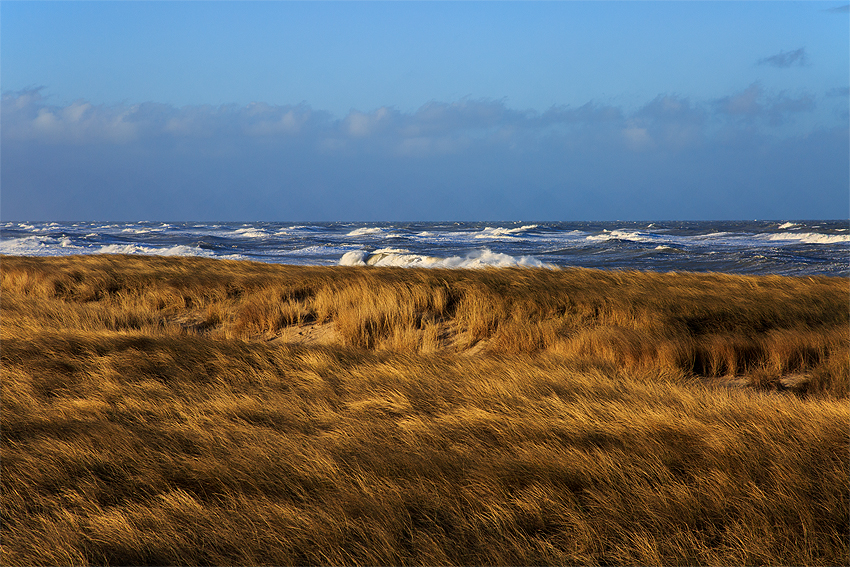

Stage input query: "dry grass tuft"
[{"left": 2, "top": 255, "right": 848, "bottom": 565}]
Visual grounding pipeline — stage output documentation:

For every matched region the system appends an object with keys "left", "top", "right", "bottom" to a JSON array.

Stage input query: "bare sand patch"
[{"left": 275, "top": 321, "right": 341, "bottom": 346}]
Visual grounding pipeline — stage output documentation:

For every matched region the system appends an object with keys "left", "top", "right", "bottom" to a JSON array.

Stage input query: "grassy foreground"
[{"left": 1, "top": 255, "right": 848, "bottom": 566}]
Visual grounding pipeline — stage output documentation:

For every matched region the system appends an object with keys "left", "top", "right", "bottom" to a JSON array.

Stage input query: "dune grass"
[{"left": 1, "top": 255, "right": 848, "bottom": 565}]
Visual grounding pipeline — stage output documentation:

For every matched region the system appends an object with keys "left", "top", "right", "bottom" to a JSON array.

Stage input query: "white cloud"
[
  {"left": 63, "top": 101, "right": 91, "bottom": 122},
  {"left": 33, "top": 108, "right": 59, "bottom": 132},
  {"left": 2, "top": 87, "right": 846, "bottom": 221},
  {"left": 5, "top": 92, "right": 139, "bottom": 143},
  {"left": 0, "top": 85, "right": 834, "bottom": 156},
  {"left": 343, "top": 106, "right": 395, "bottom": 137},
  {"left": 622, "top": 126, "right": 653, "bottom": 151}
]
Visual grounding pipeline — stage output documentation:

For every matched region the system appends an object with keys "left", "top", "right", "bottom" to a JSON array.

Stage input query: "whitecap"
[
  {"left": 367, "top": 252, "right": 443, "bottom": 267},
  {"left": 473, "top": 225, "right": 539, "bottom": 239},
  {"left": 767, "top": 232, "right": 850, "bottom": 245},
  {"left": 347, "top": 227, "right": 387, "bottom": 237},
  {"left": 586, "top": 229, "right": 658, "bottom": 243},
  {"left": 340, "top": 250, "right": 369, "bottom": 266},
  {"left": 0, "top": 236, "right": 51, "bottom": 255},
  {"left": 340, "top": 248, "right": 554, "bottom": 269},
  {"left": 95, "top": 243, "right": 247, "bottom": 260},
  {"left": 233, "top": 228, "right": 268, "bottom": 238},
  {"left": 372, "top": 247, "right": 411, "bottom": 254},
  {"left": 98, "top": 244, "right": 196, "bottom": 256}
]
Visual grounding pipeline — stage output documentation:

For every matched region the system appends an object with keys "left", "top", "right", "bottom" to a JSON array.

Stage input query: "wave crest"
[
  {"left": 340, "top": 248, "right": 553, "bottom": 269},
  {"left": 473, "top": 225, "right": 539, "bottom": 239},
  {"left": 767, "top": 232, "right": 850, "bottom": 244},
  {"left": 347, "top": 227, "right": 388, "bottom": 237}
]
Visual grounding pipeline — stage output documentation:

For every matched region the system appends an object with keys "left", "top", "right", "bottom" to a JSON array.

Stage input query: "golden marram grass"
[{"left": 2, "top": 254, "right": 847, "bottom": 565}]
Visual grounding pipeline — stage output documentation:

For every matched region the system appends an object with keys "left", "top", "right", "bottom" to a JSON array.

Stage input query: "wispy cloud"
[{"left": 757, "top": 47, "right": 809, "bottom": 68}]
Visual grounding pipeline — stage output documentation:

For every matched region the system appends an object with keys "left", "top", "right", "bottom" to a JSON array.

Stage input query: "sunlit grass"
[{"left": 2, "top": 255, "right": 848, "bottom": 565}]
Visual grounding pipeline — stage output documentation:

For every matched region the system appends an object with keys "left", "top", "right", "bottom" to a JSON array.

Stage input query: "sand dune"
[{"left": 2, "top": 255, "right": 847, "bottom": 565}]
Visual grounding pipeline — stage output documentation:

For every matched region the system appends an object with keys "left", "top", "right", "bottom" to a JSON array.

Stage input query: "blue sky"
[{"left": 2, "top": 1, "right": 848, "bottom": 221}]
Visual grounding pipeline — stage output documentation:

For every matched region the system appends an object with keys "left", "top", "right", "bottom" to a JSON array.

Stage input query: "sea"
[{"left": 1, "top": 220, "right": 848, "bottom": 277}]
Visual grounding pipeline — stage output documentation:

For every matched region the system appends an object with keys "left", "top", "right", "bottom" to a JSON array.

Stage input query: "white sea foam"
[
  {"left": 340, "top": 251, "right": 369, "bottom": 265},
  {"left": 96, "top": 244, "right": 244, "bottom": 259},
  {"left": 0, "top": 235, "right": 90, "bottom": 255},
  {"left": 340, "top": 248, "right": 553, "bottom": 269},
  {"left": 3, "top": 221, "right": 846, "bottom": 276},
  {"left": 234, "top": 228, "right": 268, "bottom": 238},
  {"left": 473, "top": 225, "right": 539, "bottom": 239},
  {"left": 777, "top": 222, "right": 798, "bottom": 230},
  {"left": 0, "top": 236, "right": 245, "bottom": 260},
  {"left": 585, "top": 230, "right": 658, "bottom": 243},
  {"left": 767, "top": 232, "right": 850, "bottom": 244},
  {"left": 368, "top": 252, "right": 443, "bottom": 267},
  {"left": 347, "top": 227, "right": 387, "bottom": 237},
  {"left": 0, "top": 236, "right": 61, "bottom": 255},
  {"left": 98, "top": 244, "right": 193, "bottom": 255}
]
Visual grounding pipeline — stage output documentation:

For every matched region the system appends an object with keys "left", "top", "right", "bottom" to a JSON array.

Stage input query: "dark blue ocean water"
[{"left": 2, "top": 220, "right": 848, "bottom": 276}]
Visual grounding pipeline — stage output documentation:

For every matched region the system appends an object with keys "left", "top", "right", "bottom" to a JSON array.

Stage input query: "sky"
[{"left": 1, "top": 1, "right": 848, "bottom": 221}]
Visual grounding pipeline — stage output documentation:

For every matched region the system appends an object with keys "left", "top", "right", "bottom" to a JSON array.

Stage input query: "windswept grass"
[{"left": 2, "top": 255, "right": 848, "bottom": 565}]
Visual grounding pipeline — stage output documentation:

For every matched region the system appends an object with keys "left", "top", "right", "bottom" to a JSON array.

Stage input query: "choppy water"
[{"left": 1, "top": 220, "right": 848, "bottom": 276}]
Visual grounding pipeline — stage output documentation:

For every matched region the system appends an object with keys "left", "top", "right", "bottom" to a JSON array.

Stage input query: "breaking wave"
[
  {"left": 339, "top": 248, "right": 553, "bottom": 269},
  {"left": 347, "top": 227, "right": 389, "bottom": 237},
  {"left": 97, "top": 244, "right": 245, "bottom": 259},
  {"left": 2, "top": 220, "right": 847, "bottom": 276},
  {"left": 233, "top": 228, "right": 269, "bottom": 238},
  {"left": 473, "top": 225, "right": 539, "bottom": 239},
  {"left": 766, "top": 232, "right": 850, "bottom": 245},
  {"left": 0, "top": 236, "right": 83, "bottom": 255},
  {"left": 585, "top": 230, "right": 662, "bottom": 243}
]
